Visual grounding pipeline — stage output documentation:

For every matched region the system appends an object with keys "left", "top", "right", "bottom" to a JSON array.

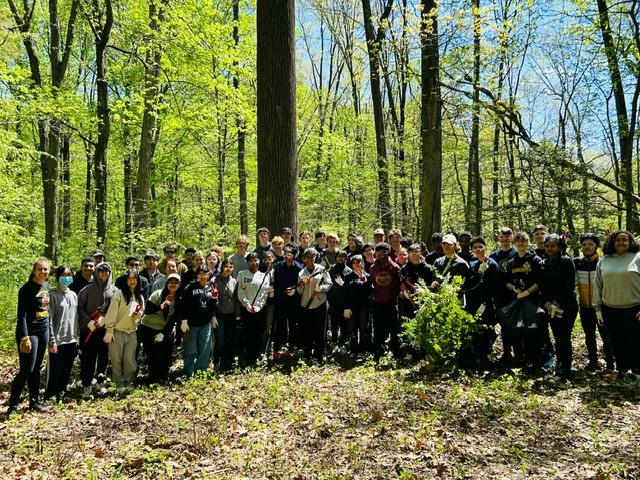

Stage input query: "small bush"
[{"left": 402, "top": 276, "right": 478, "bottom": 367}]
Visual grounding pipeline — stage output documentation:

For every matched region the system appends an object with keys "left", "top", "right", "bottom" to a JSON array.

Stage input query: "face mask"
[{"left": 59, "top": 276, "right": 73, "bottom": 287}]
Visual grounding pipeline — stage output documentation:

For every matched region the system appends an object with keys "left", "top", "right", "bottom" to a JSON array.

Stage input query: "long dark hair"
[
  {"left": 122, "top": 270, "right": 144, "bottom": 305},
  {"left": 602, "top": 230, "right": 639, "bottom": 255}
]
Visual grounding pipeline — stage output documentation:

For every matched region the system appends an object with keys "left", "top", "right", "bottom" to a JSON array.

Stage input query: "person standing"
[
  {"left": 369, "top": 243, "right": 401, "bottom": 357},
  {"left": 139, "top": 273, "right": 181, "bottom": 384},
  {"left": 540, "top": 234, "right": 578, "bottom": 382},
  {"left": 574, "top": 233, "right": 615, "bottom": 371},
  {"left": 594, "top": 230, "right": 640, "bottom": 385},
  {"left": 7, "top": 259, "right": 52, "bottom": 414},
  {"left": 70, "top": 257, "right": 95, "bottom": 295},
  {"left": 273, "top": 245, "right": 303, "bottom": 354},
  {"left": 103, "top": 270, "right": 145, "bottom": 393},
  {"left": 44, "top": 265, "right": 79, "bottom": 402},
  {"left": 297, "top": 248, "right": 333, "bottom": 361},
  {"left": 77, "top": 262, "right": 118, "bottom": 398}
]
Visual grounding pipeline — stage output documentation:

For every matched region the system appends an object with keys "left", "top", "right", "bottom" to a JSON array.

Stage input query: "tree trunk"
[
  {"left": 467, "top": 0, "right": 482, "bottom": 234},
  {"left": 361, "top": 0, "right": 393, "bottom": 230},
  {"left": 233, "top": 0, "right": 248, "bottom": 235},
  {"left": 60, "top": 133, "right": 71, "bottom": 237},
  {"left": 420, "top": 0, "right": 442, "bottom": 242},
  {"left": 134, "top": 0, "right": 166, "bottom": 229},
  {"left": 596, "top": 0, "right": 639, "bottom": 231},
  {"left": 92, "top": 0, "right": 113, "bottom": 246},
  {"left": 256, "top": 0, "right": 298, "bottom": 235}
]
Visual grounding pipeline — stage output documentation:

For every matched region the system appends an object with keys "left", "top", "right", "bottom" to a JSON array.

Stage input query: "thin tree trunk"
[{"left": 233, "top": 0, "right": 248, "bottom": 235}]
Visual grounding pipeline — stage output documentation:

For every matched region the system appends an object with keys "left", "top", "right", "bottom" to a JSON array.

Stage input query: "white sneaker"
[
  {"left": 96, "top": 383, "right": 107, "bottom": 395},
  {"left": 82, "top": 386, "right": 92, "bottom": 399}
]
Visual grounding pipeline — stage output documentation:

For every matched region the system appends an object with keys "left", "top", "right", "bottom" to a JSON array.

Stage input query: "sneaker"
[
  {"left": 96, "top": 383, "right": 108, "bottom": 395},
  {"left": 584, "top": 362, "right": 601, "bottom": 372},
  {"left": 543, "top": 356, "right": 556, "bottom": 370},
  {"left": 6, "top": 405, "right": 18, "bottom": 415},
  {"left": 82, "top": 386, "right": 92, "bottom": 399},
  {"left": 29, "top": 402, "right": 51, "bottom": 413}
]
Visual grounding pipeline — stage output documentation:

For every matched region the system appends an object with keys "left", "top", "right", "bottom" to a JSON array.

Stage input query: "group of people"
[{"left": 7, "top": 225, "right": 640, "bottom": 414}]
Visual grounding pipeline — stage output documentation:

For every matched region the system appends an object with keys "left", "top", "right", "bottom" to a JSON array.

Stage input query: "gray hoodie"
[{"left": 77, "top": 263, "right": 118, "bottom": 330}]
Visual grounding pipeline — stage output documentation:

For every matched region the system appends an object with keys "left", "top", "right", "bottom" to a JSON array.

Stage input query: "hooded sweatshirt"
[
  {"left": 48, "top": 287, "right": 79, "bottom": 347},
  {"left": 77, "top": 263, "right": 118, "bottom": 331}
]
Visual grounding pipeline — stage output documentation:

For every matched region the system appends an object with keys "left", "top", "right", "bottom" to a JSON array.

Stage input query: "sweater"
[
  {"left": 237, "top": 270, "right": 272, "bottom": 311},
  {"left": 48, "top": 287, "right": 79, "bottom": 347},
  {"left": 77, "top": 264, "right": 118, "bottom": 330},
  {"left": 297, "top": 264, "right": 332, "bottom": 310},
  {"left": 17, "top": 280, "right": 50, "bottom": 338},
  {"left": 104, "top": 289, "right": 144, "bottom": 335},
  {"left": 594, "top": 251, "right": 640, "bottom": 311}
]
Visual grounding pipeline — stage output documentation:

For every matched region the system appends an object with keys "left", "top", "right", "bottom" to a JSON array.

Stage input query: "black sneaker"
[
  {"left": 6, "top": 405, "right": 18, "bottom": 415},
  {"left": 584, "top": 362, "right": 601, "bottom": 372}
]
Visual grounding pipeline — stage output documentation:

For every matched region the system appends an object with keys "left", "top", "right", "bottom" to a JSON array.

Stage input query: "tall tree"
[
  {"left": 7, "top": 0, "right": 80, "bottom": 261},
  {"left": 361, "top": 0, "right": 394, "bottom": 230},
  {"left": 233, "top": 0, "right": 249, "bottom": 235},
  {"left": 420, "top": 0, "right": 442, "bottom": 242},
  {"left": 596, "top": 0, "right": 639, "bottom": 231},
  {"left": 466, "top": 0, "right": 482, "bottom": 234},
  {"left": 87, "top": 0, "right": 113, "bottom": 246},
  {"left": 256, "top": 0, "right": 298, "bottom": 235}
]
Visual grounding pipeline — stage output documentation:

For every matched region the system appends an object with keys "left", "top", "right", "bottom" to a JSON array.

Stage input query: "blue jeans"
[{"left": 183, "top": 325, "right": 211, "bottom": 377}]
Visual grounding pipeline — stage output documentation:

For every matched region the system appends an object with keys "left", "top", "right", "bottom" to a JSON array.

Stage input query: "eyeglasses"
[{"left": 128, "top": 262, "right": 140, "bottom": 267}]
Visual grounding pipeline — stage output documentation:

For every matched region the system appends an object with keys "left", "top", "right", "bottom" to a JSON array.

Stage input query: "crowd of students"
[{"left": 7, "top": 225, "right": 640, "bottom": 414}]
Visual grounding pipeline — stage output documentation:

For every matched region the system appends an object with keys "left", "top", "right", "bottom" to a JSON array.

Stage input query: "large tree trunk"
[
  {"left": 256, "top": 0, "right": 298, "bottom": 235},
  {"left": 361, "top": 0, "right": 393, "bottom": 230},
  {"left": 60, "top": 133, "right": 71, "bottom": 237},
  {"left": 420, "top": 0, "right": 442, "bottom": 243}
]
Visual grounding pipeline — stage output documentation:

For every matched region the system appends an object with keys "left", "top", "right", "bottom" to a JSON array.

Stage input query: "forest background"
[{"left": 0, "top": 0, "right": 638, "bottom": 315}]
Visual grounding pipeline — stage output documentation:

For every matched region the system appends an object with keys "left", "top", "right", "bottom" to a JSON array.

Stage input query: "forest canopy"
[{"left": 0, "top": 0, "right": 638, "bottom": 265}]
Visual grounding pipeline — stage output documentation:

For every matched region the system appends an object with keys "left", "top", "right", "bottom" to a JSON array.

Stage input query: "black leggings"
[{"left": 10, "top": 330, "right": 49, "bottom": 406}]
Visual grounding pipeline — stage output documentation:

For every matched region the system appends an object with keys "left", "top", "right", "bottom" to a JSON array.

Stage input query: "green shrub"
[{"left": 402, "top": 276, "right": 478, "bottom": 367}]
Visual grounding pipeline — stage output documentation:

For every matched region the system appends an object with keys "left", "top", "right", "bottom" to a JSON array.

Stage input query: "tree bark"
[
  {"left": 420, "top": 0, "right": 442, "bottom": 243},
  {"left": 596, "top": 0, "right": 639, "bottom": 231},
  {"left": 233, "top": 0, "right": 249, "bottom": 235},
  {"left": 256, "top": 0, "right": 298, "bottom": 236},
  {"left": 361, "top": 0, "right": 394, "bottom": 230}
]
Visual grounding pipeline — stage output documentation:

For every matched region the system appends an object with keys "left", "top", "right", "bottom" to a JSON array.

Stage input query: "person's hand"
[
  {"left": 154, "top": 333, "right": 164, "bottom": 343},
  {"left": 87, "top": 320, "right": 97, "bottom": 332},
  {"left": 516, "top": 290, "right": 530, "bottom": 300},
  {"left": 314, "top": 285, "right": 322, "bottom": 293},
  {"left": 211, "top": 286, "right": 219, "bottom": 299},
  {"left": 596, "top": 311, "right": 604, "bottom": 326},
  {"left": 343, "top": 309, "right": 352, "bottom": 319},
  {"left": 211, "top": 317, "right": 219, "bottom": 329},
  {"left": 161, "top": 298, "right": 172, "bottom": 309},
  {"left": 19, "top": 337, "right": 32, "bottom": 354},
  {"left": 398, "top": 290, "right": 405, "bottom": 299},
  {"left": 49, "top": 344, "right": 58, "bottom": 354},
  {"left": 604, "top": 228, "right": 612, "bottom": 238},
  {"left": 475, "top": 303, "right": 486, "bottom": 317},
  {"left": 299, "top": 276, "right": 309, "bottom": 285},
  {"left": 334, "top": 275, "right": 344, "bottom": 286},
  {"left": 95, "top": 316, "right": 105, "bottom": 328},
  {"left": 181, "top": 320, "right": 189, "bottom": 333},
  {"left": 478, "top": 261, "right": 488, "bottom": 274},
  {"left": 286, "top": 287, "right": 296, "bottom": 297},
  {"left": 103, "top": 332, "right": 114, "bottom": 344},
  {"left": 268, "top": 286, "right": 275, "bottom": 298}
]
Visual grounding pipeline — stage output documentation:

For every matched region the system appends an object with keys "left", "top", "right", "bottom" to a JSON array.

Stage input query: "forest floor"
[{"left": 0, "top": 336, "right": 638, "bottom": 480}]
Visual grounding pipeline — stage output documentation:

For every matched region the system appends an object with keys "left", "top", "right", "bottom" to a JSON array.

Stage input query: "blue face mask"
[{"left": 59, "top": 276, "right": 73, "bottom": 287}]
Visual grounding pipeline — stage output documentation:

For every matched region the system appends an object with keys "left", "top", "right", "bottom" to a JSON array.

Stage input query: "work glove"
[
  {"left": 334, "top": 275, "right": 344, "bottom": 287},
  {"left": 211, "top": 317, "right": 219, "bottom": 329},
  {"left": 478, "top": 262, "right": 489, "bottom": 274},
  {"left": 154, "top": 333, "right": 164, "bottom": 343},
  {"left": 19, "top": 336, "right": 32, "bottom": 354},
  {"left": 181, "top": 320, "right": 189, "bottom": 333},
  {"left": 343, "top": 309, "right": 352, "bottom": 319},
  {"left": 314, "top": 285, "right": 322, "bottom": 293},
  {"left": 87, "top": 321, "right": 97, "bottom": 332}
]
